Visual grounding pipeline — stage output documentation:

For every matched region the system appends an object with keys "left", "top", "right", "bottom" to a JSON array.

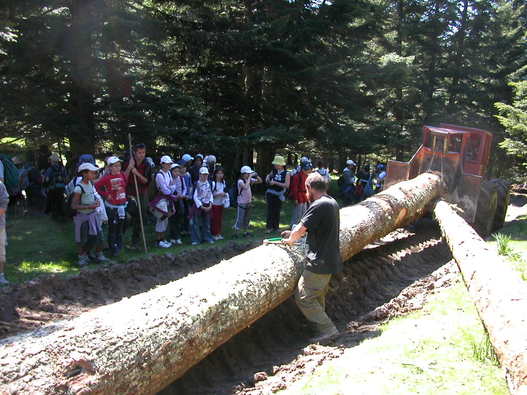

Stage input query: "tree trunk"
[
  {"left": 0, "top": 174, "right": 442, "bottom": 394},
  {"left": 447, "top": 0, "right": 469, "bottom": 113},
  {"left": 434, "top": 200, "right": 527, "bottom": 394},
  {"left": 68, "top": 0, "right": 97, "bottom": 156}
]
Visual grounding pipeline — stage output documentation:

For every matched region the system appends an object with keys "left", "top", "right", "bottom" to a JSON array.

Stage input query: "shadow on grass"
[{"left": 499, "top": 215, "right": 527, "bottom": 241}]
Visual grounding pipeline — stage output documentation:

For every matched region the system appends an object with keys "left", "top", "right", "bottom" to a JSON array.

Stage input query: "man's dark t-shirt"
[{"left": 300, "top": 195, "right": 341, "bottom": 275}]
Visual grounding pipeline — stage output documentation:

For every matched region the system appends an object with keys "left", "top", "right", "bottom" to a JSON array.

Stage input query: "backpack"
[
  {"left": 28, "top": 166, "right": 42, "bottom": 185},
  {"left": 0, "top": 154, "right": 20, "bottom": 195},
  {"left": 48, "top": 165, "right": 67, "bottom": 189},
  {"left": 18, "top": 168, "right": 30, "bottom": 191},
  {"left": 65, "top": 180, "right": 87, "bottom": 218}
]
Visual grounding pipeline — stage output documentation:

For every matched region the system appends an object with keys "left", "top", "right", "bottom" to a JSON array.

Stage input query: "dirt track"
[{"left": 160, "top": 219, "right": 453, "bottom": 394}]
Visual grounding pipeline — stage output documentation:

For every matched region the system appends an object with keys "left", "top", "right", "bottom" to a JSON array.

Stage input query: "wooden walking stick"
[{"left": 128, "top": 133, "right": 148, "bottom": 253}]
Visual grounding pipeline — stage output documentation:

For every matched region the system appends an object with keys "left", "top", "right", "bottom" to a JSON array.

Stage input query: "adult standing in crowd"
[
  {"left": 204, "top": 155, "right": 217, "bottom": 178},
  {"left": 265, "top": 155, "right": 290, "bottom": 234},
  {"left": 289, "top": 159, "right": 313, "bottom": 227},
  {"left": 124, "top": 144, "right": 151, "bottom": 248},
  {"left": 189, "top": 154, "right": 204, "bottom": 184},
  {"left": 282, "top": 172, "right": 341, "bottom": 341},
  {"left": 340, "top": 159, "right": 357, "bottom": 205},
  {"left": 43, "top": 153, "right": 68, "bottom": 219},
  {"left": 316, "top": 161, "right": 330, "bottom": 183}
]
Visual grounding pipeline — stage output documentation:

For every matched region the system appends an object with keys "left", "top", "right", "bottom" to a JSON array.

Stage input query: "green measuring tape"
[{"left": 263, "top": 237, "right": 283, "bottom": 245}]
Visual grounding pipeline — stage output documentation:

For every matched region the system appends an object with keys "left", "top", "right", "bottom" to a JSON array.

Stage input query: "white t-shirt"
[
  {"left": 74, "top": 181, "right": 97, "bottom": 214},
  {"left": 212, "top": 181, "right": 227, "bottom": 206}
]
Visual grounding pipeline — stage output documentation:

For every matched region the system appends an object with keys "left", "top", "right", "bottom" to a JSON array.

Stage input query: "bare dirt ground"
[
  {"left": 0, "top": 241, "right": 257, "bottom": 339},
  {"left": 160, "top": 218, "right": 454, "bottom": 394}
]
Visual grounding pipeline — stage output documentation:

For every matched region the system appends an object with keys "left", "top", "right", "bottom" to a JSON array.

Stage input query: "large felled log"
[
  {"left": 0, "top": 173, "right": 442, "bottom": 395},
  {"left": 434, "top": 200, "right": 527, "bottom": 394}
]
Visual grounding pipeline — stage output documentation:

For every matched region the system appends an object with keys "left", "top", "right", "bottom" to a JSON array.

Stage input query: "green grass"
[
  {"left": 281, "top": 282, "right": 508, "bottom": 395},
  {"left": 4, "top": 195, "right": 295, "bottom": 284},
  {"left": 490, "top": 215, "right": 527, "bottom": 281}
]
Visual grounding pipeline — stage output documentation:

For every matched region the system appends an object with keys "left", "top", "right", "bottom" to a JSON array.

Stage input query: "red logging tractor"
[{"left": 385, "top": 123, "right": 510, "bottom": 235}]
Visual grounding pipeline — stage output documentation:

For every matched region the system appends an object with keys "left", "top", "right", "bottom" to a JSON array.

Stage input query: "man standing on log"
[{"left": 282, "top": 172, "right": 341, "bottom": 341}]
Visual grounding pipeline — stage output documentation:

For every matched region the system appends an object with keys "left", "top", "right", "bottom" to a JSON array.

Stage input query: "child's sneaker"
[
  {"left": 216, "top": 235, "right": 224, "bottom": 240},
  {"left": 95, "top": 252, "right": 110, "bottom": 263},
  {"left": 158, "top": 240, "right": 172, "bottom": 248},
  {"left": 174, "top": 239, "right": 183, "bottom": 245},
  {"left": 191, "top": 241, "right": 199, "bottom": 246},
  {"left": 208, "top": 239, "right": 215, "bottom": 244},
  {"left": 77, "top": 255, "right": 90, "bottom": 267}
]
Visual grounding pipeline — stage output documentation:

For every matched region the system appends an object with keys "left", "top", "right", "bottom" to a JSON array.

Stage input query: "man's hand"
[
  {"left": 281, "top": 224, "right": 307, "bottom": 245},
  {"left": 0, "top": 208, "right": 6, "bottom": 215},
  {"left": 282, "top": 237, "right": 296, "bottom": 246}
]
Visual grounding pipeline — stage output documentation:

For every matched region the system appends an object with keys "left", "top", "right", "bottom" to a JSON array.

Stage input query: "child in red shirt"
[{"left": 95, "top": 156, "right": 134, "bottom": 256}]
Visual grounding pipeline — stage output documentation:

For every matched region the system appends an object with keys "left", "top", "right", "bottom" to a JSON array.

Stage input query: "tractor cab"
[
  {"left": 418, "top": 124, "right": 492, "bottom": 178},
  {"left": 385, "top": 124, "right": 494, "bottom": 224}
]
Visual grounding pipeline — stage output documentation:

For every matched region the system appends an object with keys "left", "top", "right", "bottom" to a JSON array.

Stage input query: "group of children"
[
  {"left": 67, "top": 148, "right": 271, "bottom": 267},
  {"left": 0, "top": 148, "right": 332, "bottom": 281}
]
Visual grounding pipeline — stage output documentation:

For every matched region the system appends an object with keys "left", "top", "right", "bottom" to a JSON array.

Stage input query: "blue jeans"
[{"left": 191, "top": 209, "right": 213, "bottom": 243}]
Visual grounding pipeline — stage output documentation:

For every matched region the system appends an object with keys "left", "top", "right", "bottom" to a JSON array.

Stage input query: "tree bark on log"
[
  {"left": 0, "top": 173, "right": 442, "bottom": 394},
  {"left": 434, "top": 200, "right": 527, "bottom": 394}
]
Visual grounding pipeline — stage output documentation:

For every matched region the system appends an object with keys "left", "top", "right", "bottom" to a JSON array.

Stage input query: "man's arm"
[
  {"left": 131, "top": 167, "right": 148, "bottom": 184},
  {"left": 281, "top": 223, "right": 307, "bottom": 245}
]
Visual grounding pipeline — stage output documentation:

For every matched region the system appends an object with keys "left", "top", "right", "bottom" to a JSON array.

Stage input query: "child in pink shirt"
[{"left": 233, "top": 165, "right": 262, "bottom": 237}]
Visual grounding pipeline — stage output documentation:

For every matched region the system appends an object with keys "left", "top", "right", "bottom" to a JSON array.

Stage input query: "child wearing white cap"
[
  {"left": 71, "top": 163, "right": 108, "bottom": 266},
  {"left": 233, "top": 165, "right": 262, "bottom": 237},
  {"left": 168, "top": 163, "right": 186, "bottom": 245},
  {"left": 190, "top": 166, "right": 214, "bottom": 245},
  {"left": 95, "top": 156, "right": 134, "bottom": 256},
  {"left": 151, "top": 155, "right": 177, "bottom": 248}
]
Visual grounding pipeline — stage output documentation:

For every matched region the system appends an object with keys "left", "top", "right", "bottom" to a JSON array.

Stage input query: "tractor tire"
[
  {"left": 489, "top": 178, "right": 511, "bottom": 232},
  {"left": 474, "top": 180, "right": 498, "bottom": 237}
]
